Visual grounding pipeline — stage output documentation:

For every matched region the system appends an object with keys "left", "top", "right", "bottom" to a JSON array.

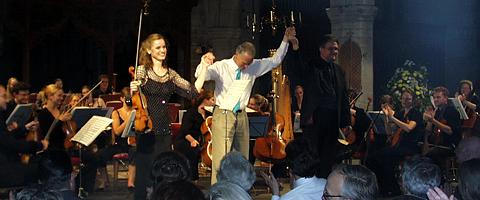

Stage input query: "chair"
[
  {"left": 99, "top": 94, "right": 121, "bottom": 103},
  {"left": 106, "top": 101, "right": 123, "bottom": 110},
  {"left": 112, "top": 153, "right": 129, "bottom": 188},
  {"left": 168, "top": 103, "right": 181, "bottom": 123}
]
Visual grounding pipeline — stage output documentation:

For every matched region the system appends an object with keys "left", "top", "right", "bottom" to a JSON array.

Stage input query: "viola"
[{"left": 200, "top": 116, "right": 213, "bottom": 167}]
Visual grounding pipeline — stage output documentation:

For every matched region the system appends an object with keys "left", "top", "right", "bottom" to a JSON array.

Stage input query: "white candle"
[
  {"left": 253, "top": 13, "right": 256, "bottom": 23},
  {"left": 299, "top": 12, "right": 302, "bottom": 24},
  {"left": 290, "top": 11, "right": 294, "bottom": 23},
  {"left": 247, "top": 15, "right": 250, "bottom": 27},
  {"left": 270, "top": 10, "right": 274, "bottom": 22}
]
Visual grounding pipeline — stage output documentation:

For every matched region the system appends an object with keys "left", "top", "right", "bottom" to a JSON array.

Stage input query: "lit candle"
[
  {"left": 270, "top": 10, "right": 274, "bottom": 22},
  {"left": 299, "top": 12, "right": 302, "bottom": 24},
  {"left": 290, "top": 11, "right": 294, "bottom": 23},
  {"left": 253, "top": 13, "right": 256, "bottom": 23}
]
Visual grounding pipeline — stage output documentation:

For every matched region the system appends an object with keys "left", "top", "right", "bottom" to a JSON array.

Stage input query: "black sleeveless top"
[{"left": 114, "top": 110, "right": 129, "bottom": 147}]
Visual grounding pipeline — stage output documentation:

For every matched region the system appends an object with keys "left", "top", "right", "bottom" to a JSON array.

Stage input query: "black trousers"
[
  {"left": 173, "top": 140, "right": 201, "bottom": 180},
  {"left": 303, "top": 107, "right": 340, "bottom": 178},
  {"left": 134, "top": 134, "right": 171, "bottom": 200}
]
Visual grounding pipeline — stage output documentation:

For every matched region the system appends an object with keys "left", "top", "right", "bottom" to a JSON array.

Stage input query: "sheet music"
[
  {"left": 121, "top": 110, "right": 136, "bottom": 138},
  {"left": 6, "top": 103, "right": 33, "bottom": 126},
  {"left": 449, "top": 97, "right": 469, "bottom": 120},
  {"left": 219, "top": 80, "right": 251, "bottom": 111},
  {"left": 71, "top": 116, "right": 113, "bottom": 146}
]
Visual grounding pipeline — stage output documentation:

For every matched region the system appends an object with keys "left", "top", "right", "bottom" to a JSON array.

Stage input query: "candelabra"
[{"left": 246, "top": 0, "right": 302, "bottom": 38}]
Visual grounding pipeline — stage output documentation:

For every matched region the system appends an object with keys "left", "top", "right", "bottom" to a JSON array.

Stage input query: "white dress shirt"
[
  {"left": 195, "top": 41, "right": 289, "bottom": 111},
  {"left": 272, "top": 177, "right": 326, "bottom": 200}
]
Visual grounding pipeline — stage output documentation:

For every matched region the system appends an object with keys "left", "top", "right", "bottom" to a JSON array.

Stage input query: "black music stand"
[
  {"left": 71, "top": 107, "right": 113, "bottom": 128},
  {"left": 248, "top": 115, "right": 270, "bottom": 138},
  {"left": 70, "top": 108, "right": 112, "bottom": 198}
]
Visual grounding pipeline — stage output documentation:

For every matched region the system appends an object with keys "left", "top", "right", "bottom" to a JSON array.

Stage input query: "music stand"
[
  {"left": 248, "top": 115, "right": 270, "bottom": 138},
  {"left": 71, "top": 107, "right": 113, "bottom": 128},
  {"left": 69, "top": 108, "right": 112, "bottom": 198}
]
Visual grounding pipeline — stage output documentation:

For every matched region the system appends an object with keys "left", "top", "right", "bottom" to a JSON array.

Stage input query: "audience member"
[
  {"left": 208, "top": 151, "right": 255, "bottom": 200},
  {"left": 262, "top": 138, "right": 326, "bottom": 200},
  {"left": 323, "top": 164, "right": 378, "bottom": 200},
  {"left": 427, "top": 158, "right": 480, "bottom": 200},
  {"left": 150, "top": 151, "right": 191, "bottom": 188},
  {"left": 151, "top": 180, "right": 205, "bottom": 200},
  {"left": 208, "top": 181, "right": 252, "bottom": 200},
  {"left": 393, "top": 156, "right": 441, "bottom": 200},
  {"left": 455, "top": 136, "right": 480, "bottom": 163}
]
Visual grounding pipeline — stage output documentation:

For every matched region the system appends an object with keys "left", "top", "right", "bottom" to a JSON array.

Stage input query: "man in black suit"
[{"left": 285, "top": 34, "right": 351, "bottom": 178}]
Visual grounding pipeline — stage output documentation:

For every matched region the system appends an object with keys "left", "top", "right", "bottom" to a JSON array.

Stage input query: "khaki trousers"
[{"left": 210, "top": 108, "right": 249, "bottom": 184}]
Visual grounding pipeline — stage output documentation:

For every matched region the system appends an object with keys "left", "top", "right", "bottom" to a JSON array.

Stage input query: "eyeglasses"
[{"left": 322, "top": 188, "right": 344, "bottom": 199}]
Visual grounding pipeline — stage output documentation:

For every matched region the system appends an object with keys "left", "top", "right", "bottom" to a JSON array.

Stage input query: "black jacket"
[{"left": 284, "top": 50, "right": 351, "bottom": 128}]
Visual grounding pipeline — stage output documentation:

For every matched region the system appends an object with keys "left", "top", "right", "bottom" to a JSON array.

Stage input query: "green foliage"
[{"left": 386, "top": 60, "right": 430, "bottom": 111}]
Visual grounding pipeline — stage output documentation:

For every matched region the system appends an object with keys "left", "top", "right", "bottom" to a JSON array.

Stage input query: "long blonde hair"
[{"left": 139, "top": 33, "right": 168, "bottom": 69}]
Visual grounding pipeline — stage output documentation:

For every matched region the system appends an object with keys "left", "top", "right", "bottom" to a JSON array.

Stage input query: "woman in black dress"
[
  {"left": 130, "top": 33, "right": 209, "bottom": 199},
  {"left": 174, "top": 90, "right": 215, "bottom": 180}
]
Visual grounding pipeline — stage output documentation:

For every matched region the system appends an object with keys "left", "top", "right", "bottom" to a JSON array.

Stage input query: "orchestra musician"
[
  {"left": 129, "top": 33, "right": 208, "bottom": 200},
  {"left": 456, "top": 80, "right": 479, "bottom": 137},
  {"left": 423, "top": 87, "right": 461, "bottom": 168},
  {"left": 173, "top": 90, "right": 215, "bottom": 181},
  {"left": 97, "top": 87, "right": 136, "bottom": 190},
  {"left": 0, "top": 87, "right": 49, "bottom": 187},
  {"left": 5, "top": 82, "right": 39, "bottom": 140},
  {"left": 367, "top": 89, "right": 424, "bottom": 196},
  {"left": 194, "top": 27, "right": 297, "bottom": 185},
  {"left": 37, "top": 84, "right": 98, "bottom": 195}
]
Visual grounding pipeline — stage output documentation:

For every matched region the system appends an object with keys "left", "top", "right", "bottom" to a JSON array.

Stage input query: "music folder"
[
  {"left": 248, "top": 114, "right": 270, "bottom": 138},
  {"left": 449, "top": 97, "right": 469, "bottom": 120},
  {"left": 71, "top": 116, "right": 113, "bottom": 147},
  {"left": 121, "top": 110, "right": 136, "bottom": 138},
  {"left": 6, "top": 103, "right": 33, "bottom": 127}
]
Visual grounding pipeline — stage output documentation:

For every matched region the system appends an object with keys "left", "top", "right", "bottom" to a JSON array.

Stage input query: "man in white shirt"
[
  {"left": 195, "top": 27, "right": 297, "bottom": 184},
  {"left": 261, "top": 138, "right": 326, "bottom": 200}
]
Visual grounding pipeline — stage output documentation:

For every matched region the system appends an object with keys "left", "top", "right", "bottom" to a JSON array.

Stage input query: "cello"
[
  {"left": 253, "top": 91, "right": 287, "bottom": 163},
  {"left": 200, "top": 116, "right": 213, "bottom": 167}
]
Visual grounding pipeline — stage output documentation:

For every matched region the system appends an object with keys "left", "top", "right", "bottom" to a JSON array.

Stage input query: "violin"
[
  {"left": 128, "top": 66, "right": 153, "bottom": 145},
  {"left": 128, "top": 10, "right": 153, "bottom": 142},
  {"left": 20, "top": 105, "right": 40, "bottom": 164}
]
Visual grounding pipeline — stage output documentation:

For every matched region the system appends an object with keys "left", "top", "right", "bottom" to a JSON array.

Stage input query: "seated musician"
[
  {"left": 98, "top": 87, "right": 136, "bottom": 189},
  {"left": 248, "top": 94, "right": 270, "bottom": 115},
  {"left": 91, "top": 74, "right": 112, "bottom": 99},
  {"left": 367, "top": 89, "right": 424, "bottom": 197},
  {"left": 423, "top": 87, "right": 461, "bottom": 167},
  {"left": 246, "top": 94, "right": 270, "bottom": 164},
  {"left": 4, "top": 82, "right": 39, "bottom": 140},
  {"left": 81, "top": 85, "right": 106, "bottom": 108},
  {"left": 37, "top": 84, "right": 97, "bottom": 195},
  {"left": 456, "top": 80, "right": 479, "bottom": 137},
  {"left": 292, "top": 85, "right": 303, "bottom": 137},
  {"left": 347, "top": 89, "right": 371, "bottom": 147},
  {"left": 173, "top": 90, "right": 215, "bottom": 181},
  {"left": 0, "top": 84, "right": 48, "bottom": 187}
]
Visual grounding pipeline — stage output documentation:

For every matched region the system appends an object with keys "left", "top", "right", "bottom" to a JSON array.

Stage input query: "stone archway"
[{"left": 338, "top": 39, "right": 362, "bottom": 92}]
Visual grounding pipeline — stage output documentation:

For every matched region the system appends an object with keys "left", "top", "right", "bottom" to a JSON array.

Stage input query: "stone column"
[
  {"left": 191, "top": 0, "right": 244, "bottom": 90},
  {"left": 327, "top": 0, "right": 377, "bottom": 108}
]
